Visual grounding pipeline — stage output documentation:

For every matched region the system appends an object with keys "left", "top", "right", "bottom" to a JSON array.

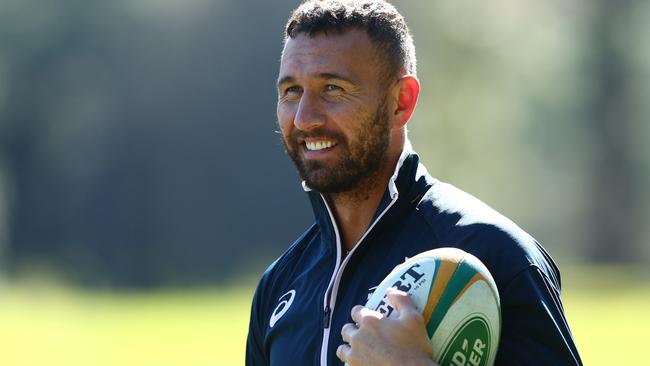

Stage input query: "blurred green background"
[{"left": 0, "top": 0, "right": 648, "bottom": 365}]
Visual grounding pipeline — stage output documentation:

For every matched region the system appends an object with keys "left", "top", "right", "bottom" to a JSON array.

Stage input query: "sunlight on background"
[
  {"left": 0, "top": 0, "right": 648, "bottom": 365},
  {"left": 562, "top": 267, "right": 650, "bottom": 366},
  {"left": 1, "top": 283, "right": 253, "bottom": 366}
]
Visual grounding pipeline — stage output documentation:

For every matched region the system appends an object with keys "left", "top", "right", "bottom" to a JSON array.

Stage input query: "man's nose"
[{"left": 294, "top": 91, "right": 325, "bottom": 131}]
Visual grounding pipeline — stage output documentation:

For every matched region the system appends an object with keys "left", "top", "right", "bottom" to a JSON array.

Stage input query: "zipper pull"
[{"left": 323, "top": 305, "right": 331, "bottom": 328}]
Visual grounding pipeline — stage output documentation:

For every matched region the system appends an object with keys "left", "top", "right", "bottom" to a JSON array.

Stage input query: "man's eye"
[
  {"left": 325, "top": 84, "right": 343, "bottom": 92},
  {"left": 285, "top": 86, "right": 302, "bottom": 94}
]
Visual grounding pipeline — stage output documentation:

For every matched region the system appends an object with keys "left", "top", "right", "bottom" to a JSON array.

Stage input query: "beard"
[{"left": 282, "top": 98, "right": 391, "bottom": 194}]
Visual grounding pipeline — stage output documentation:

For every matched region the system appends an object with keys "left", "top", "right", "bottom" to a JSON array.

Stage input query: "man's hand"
[{"left": 336, "top": 288, "right": 438, "bottom": 366}]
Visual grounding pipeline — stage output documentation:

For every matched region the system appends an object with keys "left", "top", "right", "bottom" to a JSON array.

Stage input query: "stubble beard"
[{"left": 283, "top": 101, "right": 391, "bottom": 194}]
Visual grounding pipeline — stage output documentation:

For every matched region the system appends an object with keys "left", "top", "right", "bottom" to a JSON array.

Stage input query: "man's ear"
[{"left": 392, "top": 75, "right": 420, "bottom": 128}]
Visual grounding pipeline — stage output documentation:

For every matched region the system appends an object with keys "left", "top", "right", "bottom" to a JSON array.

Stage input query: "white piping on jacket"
[{"left": 316, "top": 142, "right": 412, "bottom": 366}]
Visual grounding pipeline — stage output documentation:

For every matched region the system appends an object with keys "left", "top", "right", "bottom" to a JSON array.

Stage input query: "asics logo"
[{"left": 270, "top": 289, "right": 296, "bottom": 328}]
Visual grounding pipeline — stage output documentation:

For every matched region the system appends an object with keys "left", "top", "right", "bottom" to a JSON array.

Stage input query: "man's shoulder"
[
  {"left": 414, "top": 180, "right": 559, "bottom": 289},
  {"left": 416, "top": 180, "right": 525, "bottom": 239}
]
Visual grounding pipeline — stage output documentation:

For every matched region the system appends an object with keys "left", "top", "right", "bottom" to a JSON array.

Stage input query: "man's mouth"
[{"left": 305, "top": 140, "right": 337, "bottom": 151}]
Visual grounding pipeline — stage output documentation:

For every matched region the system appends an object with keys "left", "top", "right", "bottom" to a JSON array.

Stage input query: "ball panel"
[
  {"left": 459, "top": 252, "right": 500, "bottom": 301},
  {"left": 452, "top": 273, "right": 487, "bottom": 307},
  {"left": 425, "top": 256, "right": 478, "bottom": 338},
  {"left": 431, "top": 280, "right": 501, "bottom": 364},
  {"left": 422, "top": 258, "right": 457, "bottom": 328},
  {"left": 438, "top": 315, "right": 493, "bottom": 366},
  {"left": 413, "top": 247, "right": 466, "bottom": 264},
  {"left": 365, "top": 258, "right": 438, "bottom": 317}
]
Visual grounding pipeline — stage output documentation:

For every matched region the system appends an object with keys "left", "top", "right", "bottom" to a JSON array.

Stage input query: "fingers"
[
  {"left": 338, "top": 323, "right": 357, "bottom": 364},
  {"left": 350, "top": 305, "right": 364, "bottom": 324},
  {"left": 386, "top": 288, "right": 418, "bottom": 318},
  {"left": 341, "top": 322, "right": 357, "bottom": 343},
  {"left": 342, "top": 305, "right": 384, "bottom": 363},
  {"left": 336, "top": 342, "right": 351, "bottom": 363},
  {"left": 350, "top": 305, "right": 383, "bottom": 324},
  {"left": 340, "top": 299, "right": 431, "bottom": 365}
]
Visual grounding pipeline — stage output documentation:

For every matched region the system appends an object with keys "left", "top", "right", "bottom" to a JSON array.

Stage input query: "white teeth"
[{"left": 306, "top": 141, "right": 335, "bottom": 151}]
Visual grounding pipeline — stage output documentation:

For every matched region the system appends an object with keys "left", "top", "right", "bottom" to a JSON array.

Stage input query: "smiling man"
[{"left": 246, "top": 1, "right": 582, "bottom": 365}]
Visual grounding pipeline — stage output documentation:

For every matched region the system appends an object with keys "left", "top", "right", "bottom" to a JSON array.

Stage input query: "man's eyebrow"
[
  {"left": 277, "top": 76, "right": 295, "bottom": 88},
  {"left": 276, "top": 73, "right": 355, "bottom": 88},
  {"left": 318, "top": 72, "right": 355, "bottom": 84}
]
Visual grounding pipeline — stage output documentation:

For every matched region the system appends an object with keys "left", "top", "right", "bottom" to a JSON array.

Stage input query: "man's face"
[{"left": 277, "top": 29, "right": 393, "bottom": 193}]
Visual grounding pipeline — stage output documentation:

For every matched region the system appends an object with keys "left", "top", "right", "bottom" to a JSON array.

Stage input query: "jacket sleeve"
[
  {"left": 495, "top": 266, "right": 582, "bottom": 365},
  {"left": 246, "top": 283, "right": 268, "bottom": 366}
]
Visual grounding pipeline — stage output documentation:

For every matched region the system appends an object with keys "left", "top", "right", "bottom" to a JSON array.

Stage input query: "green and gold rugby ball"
[{"left": 365, "top": 248, "right": 501, "bottom": 366}]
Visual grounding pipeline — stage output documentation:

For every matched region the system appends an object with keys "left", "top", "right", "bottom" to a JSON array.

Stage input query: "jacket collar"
[{"left": 304, "top": 140, "right": 432, "bottom": 240}]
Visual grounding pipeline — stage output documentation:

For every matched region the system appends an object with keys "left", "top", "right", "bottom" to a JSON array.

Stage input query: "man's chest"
[{"left": 263, "top": 239, "right": 434, "bottom": 365}]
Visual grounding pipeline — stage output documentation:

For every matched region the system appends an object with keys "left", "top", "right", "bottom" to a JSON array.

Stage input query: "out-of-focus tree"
[
  {"left": 0, "top": 0, "right": 311, "bottom": 287},
  {"left": 0, "top": 0, "right": 647, "bottom": 288},
  {"left": 580, "top": 0, "right": 649, "bottom": 262}
]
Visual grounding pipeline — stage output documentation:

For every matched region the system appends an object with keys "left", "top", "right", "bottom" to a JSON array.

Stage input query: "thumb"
[{"left": 386, "top": 288, "right": 418, "bottom": 317}]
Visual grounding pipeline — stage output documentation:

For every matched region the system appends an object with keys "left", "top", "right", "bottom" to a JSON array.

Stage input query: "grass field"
[{"left": 1, "top": 267, "right": 648, "bottom": 366}]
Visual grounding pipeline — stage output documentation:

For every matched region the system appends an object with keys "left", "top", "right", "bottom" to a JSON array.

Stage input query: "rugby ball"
[{"left": 365, "top": 248, "right": 501, "bottom": 366}]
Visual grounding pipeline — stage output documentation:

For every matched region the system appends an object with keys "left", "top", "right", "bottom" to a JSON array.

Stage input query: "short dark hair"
[{"left": 284, "top": 0, "right": 417, "bottom": 80}]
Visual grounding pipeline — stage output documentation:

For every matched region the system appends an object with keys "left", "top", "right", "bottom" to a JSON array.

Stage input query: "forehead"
[{"left": 279, "top": 29, "right": 383, "bottom": 84}]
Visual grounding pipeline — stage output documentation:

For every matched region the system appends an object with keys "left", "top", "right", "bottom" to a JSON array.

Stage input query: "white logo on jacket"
[{"left": 270, "top": 289, "right": 296, "bottom": 328}]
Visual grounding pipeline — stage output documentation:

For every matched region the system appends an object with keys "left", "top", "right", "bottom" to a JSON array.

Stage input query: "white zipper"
[
  {"left": 319, "top": 195, "right": 342, "bottom": 366},
  {"left": 316, "top": 143, "right": 412, "bottom": 366},
  {"left": 318, "top": 191, "right": 399, "bottom": 366}
]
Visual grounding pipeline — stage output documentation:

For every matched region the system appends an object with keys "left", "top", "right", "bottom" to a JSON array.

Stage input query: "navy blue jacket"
[{"left": 246, "top": 150, "right": 582, "bottom": 365}]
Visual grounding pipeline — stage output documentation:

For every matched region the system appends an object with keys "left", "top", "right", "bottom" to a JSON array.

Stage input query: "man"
[{"left": 246, "top": 1, "right": 582, "bottom": 365}]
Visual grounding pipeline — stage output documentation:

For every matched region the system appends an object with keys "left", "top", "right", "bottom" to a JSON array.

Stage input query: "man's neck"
[{"left": 327, "top": 154, "right": 400, "bottom": 253}]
